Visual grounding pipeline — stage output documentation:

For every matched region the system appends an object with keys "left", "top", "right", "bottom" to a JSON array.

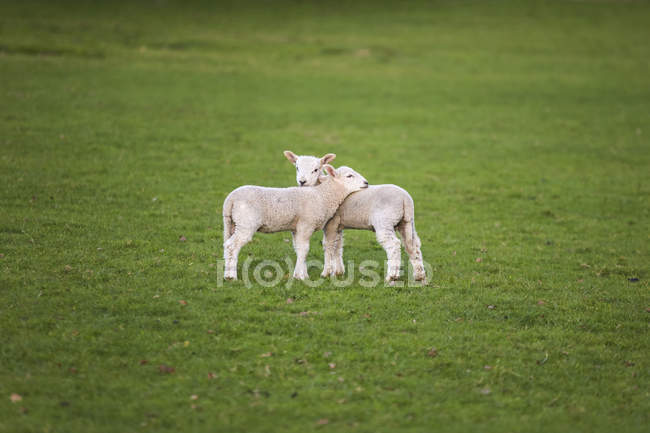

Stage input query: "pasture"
[{"left": 0, "top": 1, "right": 648, "bottom": 432}]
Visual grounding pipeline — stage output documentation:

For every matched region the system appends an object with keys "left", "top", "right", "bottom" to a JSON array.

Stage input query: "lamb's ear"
[
  {"left": 283, "top": 150, "right": 298, "bottom": 164},
  {"left": 323, "top": 164, "right": 337, "bottom": 178},
  {"left": 320, "top": 153, "right": 336, "bottom": 166}
]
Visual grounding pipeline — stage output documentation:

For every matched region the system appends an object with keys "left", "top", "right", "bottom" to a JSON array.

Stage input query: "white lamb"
[
  {"left": 283, "top": 151, "right": 426, "bottom": 283},
  {"left": 222, "top": 164, "right": 368, "bottom": 280}
]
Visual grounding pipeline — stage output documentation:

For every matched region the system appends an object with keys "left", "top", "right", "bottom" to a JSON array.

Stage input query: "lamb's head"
[
  {"left": 323, "top": 165, "right": 369, "bottom": 194},
  {"left": 283, "top": 150, "right": 336, "bottom": 187}
]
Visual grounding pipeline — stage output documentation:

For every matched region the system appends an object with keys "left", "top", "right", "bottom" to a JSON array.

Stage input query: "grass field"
[{"left": 1, "top": 1, "right": 649, "bottom": 432}]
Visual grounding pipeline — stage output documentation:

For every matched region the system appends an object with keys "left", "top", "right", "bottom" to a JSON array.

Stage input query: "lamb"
[
  {"left": 222, "top": 164, "right": 368, "bottom": 280},
  {"left": 283, "top": 151, "right": 426, "bottom": 283}
]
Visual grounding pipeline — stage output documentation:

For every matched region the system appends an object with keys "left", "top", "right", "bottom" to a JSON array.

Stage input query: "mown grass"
[{"left": 1, "top": 1, "right": 648, "bottom": 432}]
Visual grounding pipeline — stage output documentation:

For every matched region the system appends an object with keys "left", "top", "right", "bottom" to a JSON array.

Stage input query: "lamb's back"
[
  {"left": 337, "top": 184, "right": 411, "bottom": 229},
  {"left": 225, "top": 185, "right": 303, "bottom": 232}
]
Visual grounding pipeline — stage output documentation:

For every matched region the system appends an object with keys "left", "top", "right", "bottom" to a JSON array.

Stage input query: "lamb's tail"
[{"left": 222, "top": 197, "right": 235, "bottom": 243}]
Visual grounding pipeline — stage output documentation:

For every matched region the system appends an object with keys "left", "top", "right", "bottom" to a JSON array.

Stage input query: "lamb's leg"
[
  {"left": 293, "top": 227, "right": 314, "bottom": 280},
  {"left": 321, "top": 229, "right": 333, "bottom": 278},
  {"left": 332, "top": 229, "right": 345, "bottom": 276},
  {"left": 291, "top": 231, "right": 297, "bottom": 251},
  {"left": 223, "top": 227, "right": 255, "bottom": 280},
  {"left": 321, "top": 216, "right": 340, "bottom": 278},
  {"left": 397, "top": 220, "right": 426, "bottom": 282},
  {"left": 375, "top": 226, "right": 402, "bottom": 282}
]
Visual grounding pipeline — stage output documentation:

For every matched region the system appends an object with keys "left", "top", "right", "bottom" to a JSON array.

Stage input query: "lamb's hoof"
[
  {"left": 224, "top": 266, "right": 237, "bottom": 280},
  {"left": 385, "top": 275, "right": 400, "bottom": 284},
  {"left": 333, "top": 268, "right": 345, "bottom": 276},
  {"left": 293, "top": 273, "right": 308, "bottom": 280},
  {"left": 414, "top": 274, "right": 427, "bottom": 283}
]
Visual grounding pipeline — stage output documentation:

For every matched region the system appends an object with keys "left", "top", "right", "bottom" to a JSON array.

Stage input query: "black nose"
[
  {"left": 364, "top": 181, "right": 369, "bottom": 186},
  {"left": 299, "top": 180, "right": 306, "bottom": 186}
]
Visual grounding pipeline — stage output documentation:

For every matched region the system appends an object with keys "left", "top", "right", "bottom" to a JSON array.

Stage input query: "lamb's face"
[
  {"left": 336, "top": 166, "right": 369, "bottom": 193},
  {"left": 284, "top": 151, "right": 336, "bottom": 187},
  {"left": 294, "top": 156, "right": 322, "bottom": 187}
]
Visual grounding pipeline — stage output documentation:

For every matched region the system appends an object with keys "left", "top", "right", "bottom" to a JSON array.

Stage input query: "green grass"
[{"left": 1, "top": 0, "right": 649, "bottom": 432}]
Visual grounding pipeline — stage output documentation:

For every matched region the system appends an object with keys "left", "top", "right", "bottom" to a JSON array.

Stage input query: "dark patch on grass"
[
  {"left": 0, "top": 226, "right": 23, "bottom": 234},
  {"left": 0, "top": 44, "right": 104, "bottom": 59},
  {"left": 147, "top": 40, "right": 233, "bottom": 52},
  {"left": 320, "top": 47, "right": 348, "bottom": 56}
]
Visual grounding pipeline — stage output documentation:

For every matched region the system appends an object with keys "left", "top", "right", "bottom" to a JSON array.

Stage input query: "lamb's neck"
[{"left": 316, "top": 179, "right": 348, "bottom": 209}]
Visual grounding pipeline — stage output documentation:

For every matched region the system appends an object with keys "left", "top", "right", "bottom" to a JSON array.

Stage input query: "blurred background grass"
[{"left": 0, "top": 1, "right": 648, "bottom": 432}]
